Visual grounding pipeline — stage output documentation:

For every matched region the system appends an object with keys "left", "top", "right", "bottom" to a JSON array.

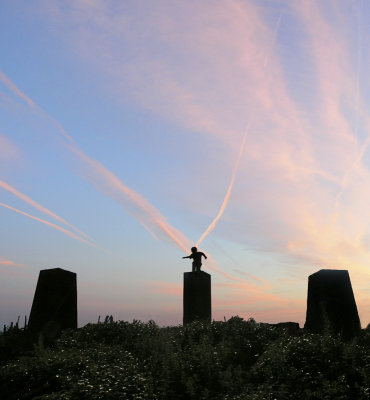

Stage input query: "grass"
[{"left": 1, "top": 316, "right": 370, "bottom": 399}]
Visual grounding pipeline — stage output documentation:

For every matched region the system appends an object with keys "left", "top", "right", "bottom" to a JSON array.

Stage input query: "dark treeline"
[{"left": 1, "top": 317, "right": 370, "bottom": 399}]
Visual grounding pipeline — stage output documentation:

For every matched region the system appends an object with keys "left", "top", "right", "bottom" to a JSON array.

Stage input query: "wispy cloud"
[
  {"left": 0, "top": 258, "right": 34, "bottom": 278},
  {"left": 37, "top": 2, "right": 370, "bottom": 274},
  {"left": 276, "top": 0, "right": 370, "bottom": 273},
  {"left": 0, "top": 258, "right": 28, "bottom": 268}
]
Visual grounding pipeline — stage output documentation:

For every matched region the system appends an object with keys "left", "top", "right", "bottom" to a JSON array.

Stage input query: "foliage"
[
  {"left": 1, "top": 317, "right": 370, "bottom": 399},
  {"left": 0, "top": 321, "right": 34, "bottom": 362}
]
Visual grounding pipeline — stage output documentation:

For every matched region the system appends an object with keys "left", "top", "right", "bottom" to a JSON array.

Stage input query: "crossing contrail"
[{"left": 0, "top": 71, "right": 270, "bottom": 284}]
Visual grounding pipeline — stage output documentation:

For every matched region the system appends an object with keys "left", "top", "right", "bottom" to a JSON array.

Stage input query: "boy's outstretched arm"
[{"left": 182, "top": 255, "right": 190, "bottom": 259}]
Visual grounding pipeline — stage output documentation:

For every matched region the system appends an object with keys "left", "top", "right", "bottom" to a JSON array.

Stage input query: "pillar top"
[
  {"left": 309, "top": 269, "right": 349, "bottom": 277},
  {"left": 184, "top": 270, "right": 211, "bottom": 277},
  {"left": 40, "top": 267, "right": 76, "bottom": 275}
]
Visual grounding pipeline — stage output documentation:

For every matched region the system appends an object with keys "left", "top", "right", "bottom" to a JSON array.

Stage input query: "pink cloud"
[
  {"left": 0, "top": 258, "right": 33, "bottom": 278},
  {"left": 38, "top": 2, "right": 367, "bottom": 262},
  {"left": 0, "top": 258, "right": 28, "bottom": 268}
]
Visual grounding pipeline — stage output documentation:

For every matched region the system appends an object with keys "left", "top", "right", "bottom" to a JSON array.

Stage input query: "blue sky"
[{"left": 1, "top": 0, "right": 370, "bottom": 328}]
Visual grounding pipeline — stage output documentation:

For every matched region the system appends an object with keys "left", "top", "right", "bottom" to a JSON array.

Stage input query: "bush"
[{"left": 1, "top": 317, "right": 370, "bottom": 399}]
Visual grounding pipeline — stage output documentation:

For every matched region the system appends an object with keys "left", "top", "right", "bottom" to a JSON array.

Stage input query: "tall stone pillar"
[
  {"left": 304, "top": 269, "right": 361, "bottom": 339},
  {"left": 28, "top": 268, "right": 77, "bottom": 336},
  {"left": 183, "top": 271, "right": 211, "bottom": 324}
]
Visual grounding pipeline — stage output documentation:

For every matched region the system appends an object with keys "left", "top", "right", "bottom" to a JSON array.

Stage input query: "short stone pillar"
[
  {"left": 183, "top": 271, "right": 211, "bottom": 324},
  {"left": 304, "top": 269, "right": 361, "bottom": 339},
  {"left": 28, "top": 268, "right": 77, "bottom": 336}
]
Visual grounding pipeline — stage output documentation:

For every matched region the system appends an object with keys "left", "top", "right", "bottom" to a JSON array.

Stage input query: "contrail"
[
  {"left": 0, "top": 70, "right": 74, "bottom": 143},
  {"left": 196, "top": 129, "right": 248, "bottom": 246},
  {"left": 51, "top": 119, "right": 75, "bottom": 143},
  {"left": 0, "top": 68, "right": 247, "bottom": 282},
  {"left": 0, "top": 202, "right": 96, "bottom": 247},
  {"left": 263, "top": 12, "right": 283, "bottom": 68},
  {"left": 196, "top": 11, "right": 280, "bottom": 251},
  {"left": 331, "top": 127, "right": 370, "bottom": 226},
  {"left": 206, "top": 255, "right": 243, "bottom": 281},
  {"left": 155, "top": 218, "right": 190, "bottom": 252},
  {"left": 0, "top": 180, "right": 92, "bottom": 241},
  {"left": 0, "top": 70, "right": 34, "bottom": 107},
  {"left": 0, "top": 69, "right": 192, "bottom": 253},
  {"left": 0, "top": 63, "right": 275, "bottom": 298},
  {"left": 0, "top": 69, "right": 256, "bottom": 288},
  {"left": 136, "top": 216, "right": 159, "bottom": 240},
  {"left": 69, "top": 144, "right": 192, "bottom": 253},
  {"left": 197, "top": 13, "right": 281, "bottom": 247},
  {"left": 354, "top": 0, "right": 364, "bottom": 143}
]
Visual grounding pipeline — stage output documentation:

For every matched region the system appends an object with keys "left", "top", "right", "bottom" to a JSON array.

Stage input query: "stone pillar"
[
  {"left": 183, "top": 271, "right": 211, "bottom": 324},
  {"left": 28, "top": 268, "right": 77, "bottom": 336},
  {"left": 304, "top": 269, "right": 361, "bottom": 339}
]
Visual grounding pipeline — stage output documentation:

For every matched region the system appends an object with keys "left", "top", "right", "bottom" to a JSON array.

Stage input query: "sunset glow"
[{"left": 1, "top": 0, "right": 370, "bottom": 328}]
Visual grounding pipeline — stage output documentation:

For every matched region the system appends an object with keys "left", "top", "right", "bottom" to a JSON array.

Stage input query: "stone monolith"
[
  {"left": 28, "top": 268, "right": 77, "bottom": 336},
  {"left": 304, "top": 269, "right": 360, "bottom": 339},
  {"left": 183, "top": 271, "right": 211, "bottom": 324}
]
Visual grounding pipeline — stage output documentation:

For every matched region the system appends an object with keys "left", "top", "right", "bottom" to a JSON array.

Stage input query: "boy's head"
[{"left": 191, "top": 247, "right": 197, "bottom": 253}]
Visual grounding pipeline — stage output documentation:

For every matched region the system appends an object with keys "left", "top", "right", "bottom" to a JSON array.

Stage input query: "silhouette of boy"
[{"left": 182, "top": 247, "right": 207, "bottom": 272}]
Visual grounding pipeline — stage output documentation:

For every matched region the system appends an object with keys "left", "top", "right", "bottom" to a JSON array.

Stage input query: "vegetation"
[{"left": 1, "top": 317, "right": 370, "bottom": 399}]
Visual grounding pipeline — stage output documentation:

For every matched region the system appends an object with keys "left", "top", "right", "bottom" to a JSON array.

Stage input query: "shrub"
[{"left": 1, "top": 317, "right": 370, "bottom": 399}]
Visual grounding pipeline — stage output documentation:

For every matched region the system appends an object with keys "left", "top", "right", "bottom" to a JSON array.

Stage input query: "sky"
[{"left": 1, "top": 0, "right": 370, "bottom": 328}]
